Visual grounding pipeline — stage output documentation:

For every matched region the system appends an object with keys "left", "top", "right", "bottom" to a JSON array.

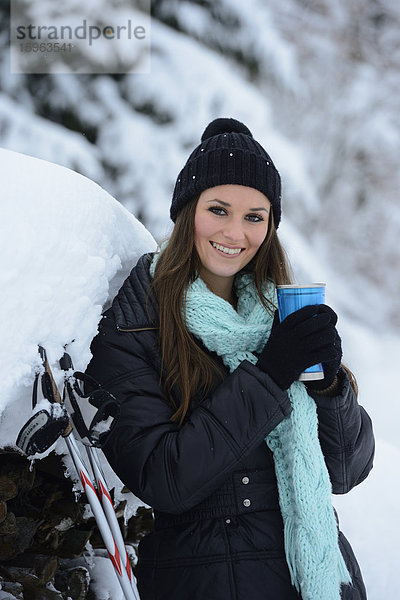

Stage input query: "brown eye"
[
  {"left": 246, "top": 213, "right": 264, "bottom": 222},
  {"left": 208, "top": 206, "right": 227, "bottom": 216}
]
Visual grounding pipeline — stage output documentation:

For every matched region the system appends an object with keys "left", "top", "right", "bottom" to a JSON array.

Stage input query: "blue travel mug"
[{"left": 276, "top": 284, "right": 326, "bottom": 381}]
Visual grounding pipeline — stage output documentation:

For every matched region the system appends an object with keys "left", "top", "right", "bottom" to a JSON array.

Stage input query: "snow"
[
  {"left": 332, "top": 325, "right": 400, "bottom": 595},
  {"left": 334, "top": 439, "right": 400, "bottom": 597},
  {"left": 0, "top": 94, "right": 102, "bottom": 180},
  {"left": 0, "top": 0, "right": 399, "bottom": 596},
  {"left": 88, "top": 553, "right": 125, "bottom": 600},
  {"left": 0, "top": 146, "right": 156, "bottom": 466}
]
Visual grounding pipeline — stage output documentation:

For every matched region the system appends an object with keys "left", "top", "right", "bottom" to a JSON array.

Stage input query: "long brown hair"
[
  {"left": 151, "top": 196, "right": 293, "bottom": 424},
  {"left": 152, "top": 197, "right": 357, "bottom": 423}
]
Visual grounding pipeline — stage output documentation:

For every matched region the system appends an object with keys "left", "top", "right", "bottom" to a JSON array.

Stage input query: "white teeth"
[{"left": 211, "top": 242, "right": 242, "bottom": 255}]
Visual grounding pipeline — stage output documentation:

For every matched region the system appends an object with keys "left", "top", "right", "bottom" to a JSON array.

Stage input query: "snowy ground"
[{"left": 0, "top": 149, "right": 398, "bottom": 598}]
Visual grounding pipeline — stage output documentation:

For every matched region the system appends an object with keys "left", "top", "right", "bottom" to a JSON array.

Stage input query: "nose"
[{"left": 222, "top": 217, "right": 245, "bottom": 243}]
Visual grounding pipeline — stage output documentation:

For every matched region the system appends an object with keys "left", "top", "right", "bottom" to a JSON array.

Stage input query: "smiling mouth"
[{"left": 210, "top": 241, "right": 244, "bottom": 255}]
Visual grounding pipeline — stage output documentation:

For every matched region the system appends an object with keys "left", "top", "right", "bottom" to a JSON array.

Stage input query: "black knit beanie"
[{"left": 170, "top": 117, "right": 282, "bottom": 228}]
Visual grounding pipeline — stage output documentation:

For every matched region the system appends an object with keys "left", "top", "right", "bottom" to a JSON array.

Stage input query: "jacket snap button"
[
  {"left": 242, "top": 476, "right": 249, "bottom": 485},
  {"left": 243, "top": 498, "right": 251, "bottom": 507},
  {"left": 225, "top": 518, "right": 231, "bottom": 524}
]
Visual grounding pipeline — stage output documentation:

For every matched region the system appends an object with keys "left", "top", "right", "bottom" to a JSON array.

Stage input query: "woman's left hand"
[{"left": 305, "top": 319, "right": 342, "bottom": 392}]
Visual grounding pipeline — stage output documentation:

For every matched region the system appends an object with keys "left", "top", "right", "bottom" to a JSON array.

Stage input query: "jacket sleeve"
[
  {"left": 309, "top": 368, "right": 375, "bottom": 495},
  {"left": 85, "top": 314, "right": 292, "bottom": 514}
]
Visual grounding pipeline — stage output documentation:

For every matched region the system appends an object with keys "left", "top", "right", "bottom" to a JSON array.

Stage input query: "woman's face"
[{"left": 194, "top": 184, "right": 271, "bottom": 295}]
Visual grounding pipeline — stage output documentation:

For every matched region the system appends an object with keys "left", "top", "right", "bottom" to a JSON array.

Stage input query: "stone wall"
[{"left": 0, "top": 449, "right": 153, "bottom": 599}]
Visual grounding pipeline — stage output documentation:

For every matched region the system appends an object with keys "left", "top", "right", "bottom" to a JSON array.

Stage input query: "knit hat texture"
[{"left": 170, "top": 117, "right": 282, "bottom": 227}]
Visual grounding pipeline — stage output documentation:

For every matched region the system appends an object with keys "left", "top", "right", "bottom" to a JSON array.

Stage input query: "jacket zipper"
[
  {"left": 117, "top": 326, "right": 157, "bottom": 333},
  {"left": 222, "top": 520, "right": 238, "bottom": 600}
]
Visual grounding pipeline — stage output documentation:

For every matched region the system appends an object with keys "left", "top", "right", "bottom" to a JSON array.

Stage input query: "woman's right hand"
[{"left": 256, "top": 304, "right": 339, "bottom": 390}]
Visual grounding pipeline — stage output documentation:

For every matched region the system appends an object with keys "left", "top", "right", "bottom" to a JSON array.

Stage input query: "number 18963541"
[{"left": 19, "top": 42, "right": 73, "bottom": 53}]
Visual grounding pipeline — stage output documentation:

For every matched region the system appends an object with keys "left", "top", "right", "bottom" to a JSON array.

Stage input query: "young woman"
[{"left": 85, "top": 118, "right": 375, "bottom": 600}]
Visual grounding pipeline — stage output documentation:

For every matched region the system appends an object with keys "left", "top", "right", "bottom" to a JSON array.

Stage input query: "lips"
[{"left": 210, "top": 241, "right": 244, "bottom": 256}]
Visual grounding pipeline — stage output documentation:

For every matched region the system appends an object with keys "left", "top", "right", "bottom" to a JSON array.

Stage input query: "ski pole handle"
[{"left": 65, "top": 434, "right": 137, "bottom": 600}]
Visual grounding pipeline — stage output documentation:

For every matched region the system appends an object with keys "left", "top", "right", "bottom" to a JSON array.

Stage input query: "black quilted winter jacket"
[{"left": 85, "top": 254, "right": 375, "bottom": 600}]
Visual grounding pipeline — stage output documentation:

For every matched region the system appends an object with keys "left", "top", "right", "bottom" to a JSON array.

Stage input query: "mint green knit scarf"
[{"left": 151, "top": 251, "right": 351, "bottom": 599}]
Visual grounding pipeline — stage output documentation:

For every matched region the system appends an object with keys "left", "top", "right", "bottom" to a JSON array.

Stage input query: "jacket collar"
[{"left": 110, "top": 253, "right": 158, "bottom": 330}]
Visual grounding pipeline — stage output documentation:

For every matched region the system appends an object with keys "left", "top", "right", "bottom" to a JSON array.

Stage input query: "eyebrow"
[{"left": 206, "top": 198, "right": 269, "bottom": 212}]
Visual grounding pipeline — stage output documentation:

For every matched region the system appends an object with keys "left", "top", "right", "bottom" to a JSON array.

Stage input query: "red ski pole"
[
  {"left": 86, "top": 444, "right": 139, "bottom": 598},
  {"left": 59, "top": 351, "right": 140, "bottom": 599},
  {"left": 65, "top": 434, "right": 138, "bottom": 600}
]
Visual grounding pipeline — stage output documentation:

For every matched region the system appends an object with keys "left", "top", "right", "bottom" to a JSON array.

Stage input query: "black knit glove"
[
  {"left": 304, "top": 326, "right": 342, "bottom": 392},
  {"left": 256, "top": 304, "right": 341, "bottom": 390}
]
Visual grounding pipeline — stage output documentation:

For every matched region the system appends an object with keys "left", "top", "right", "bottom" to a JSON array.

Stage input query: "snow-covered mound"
[{"left": 0, "top": 148, "right": 157, "bottom": 448}]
